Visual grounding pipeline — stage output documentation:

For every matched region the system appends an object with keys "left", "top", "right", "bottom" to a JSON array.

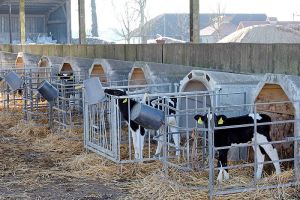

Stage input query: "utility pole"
[
  {"left": 91, "top": 0, "right": 99, "bottom": 37},
  {"left": 8, "top": 0, "right": 12, "bottom": 44},
  {"left": 78, "top": 0, "right": 86, "bottom": 44},
  {"left": 19, "top": 0, "right": 26, "bottom": 44},
  {"left": 190, "top": 0, "right": 200, "bottom": 43}
]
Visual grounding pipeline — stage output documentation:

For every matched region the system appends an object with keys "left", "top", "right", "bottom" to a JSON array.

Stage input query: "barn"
[{"left": 0, "top": 0, "right": 71, "bottom": 44}]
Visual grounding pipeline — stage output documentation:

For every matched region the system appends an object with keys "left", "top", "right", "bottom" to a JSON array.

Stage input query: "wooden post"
[
  {"left": 8, "top": 0, "right": 12, "bottom": 44},
  {"left": 19, "top": 0, "right": 26, "bottom": 44},
  {"left": 66, "top": 0, "right": 72, "bottom": 44},
  {"left": 78, "top": 0, "right": 86, "bottom": 44},
  {"left": 190, "top": 0, "right": 200, "bottom": 43}
]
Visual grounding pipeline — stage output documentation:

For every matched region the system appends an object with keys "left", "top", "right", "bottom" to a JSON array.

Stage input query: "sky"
[{"left": 71, "top": 0, "right": 300, "bottom": 41}]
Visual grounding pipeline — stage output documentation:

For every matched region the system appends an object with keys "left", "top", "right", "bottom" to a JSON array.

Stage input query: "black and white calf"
[
  {"left": 194, "top": 113, "right": 281, "bottom": 182},
  {"left": 150, "top": 97, "right": 180, "bottom": 157},
  {"left": 104, "top": 89, "right": 146, "bottom": 160}
]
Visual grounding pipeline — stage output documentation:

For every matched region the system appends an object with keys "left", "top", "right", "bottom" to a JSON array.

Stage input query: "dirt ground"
[{"left": 0, "top": 110, "right": 126, "bottom": 200}]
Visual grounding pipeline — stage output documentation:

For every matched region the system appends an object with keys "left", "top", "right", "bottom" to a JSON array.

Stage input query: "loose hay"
[{"left": 1, "top": 109, "right": 299, "bottom": 199}]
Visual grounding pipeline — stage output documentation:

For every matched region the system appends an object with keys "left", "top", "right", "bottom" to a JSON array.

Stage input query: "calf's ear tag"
[
  {"left": 197, "top": 117, "right": 203, "bottom": 124},
  {"left": 218, "top": 117, "right": 224, "bottom": 125},
  {"left": 122, "top": 98, "right": 128, "bottom": 103}
]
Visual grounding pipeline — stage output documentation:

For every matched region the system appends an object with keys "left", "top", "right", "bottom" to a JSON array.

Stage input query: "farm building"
[{"left": 0, "top": 0, "right": 71, "bottom": 44}]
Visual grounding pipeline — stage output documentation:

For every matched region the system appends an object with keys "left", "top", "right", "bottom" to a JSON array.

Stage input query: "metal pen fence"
[
  {"left": 49, "top": 70, "right": 87, "bottom": 130},
  {"left": 0, "top": 67, "right": 38, "bottom": 109},
  {"left": 158, "top": 93, "right": 299, "bottom": 199},
  {"left": 83, "top": 83, "right": 175, "bottom": 163},
  {"left": 22, "top": 67, "right": 53, "bottom": 125}
]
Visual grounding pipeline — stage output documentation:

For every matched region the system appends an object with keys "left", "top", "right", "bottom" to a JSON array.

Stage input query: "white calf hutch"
[
  {"left": 90, "top": 59, "right": 134, "bottom": 86},
  {"left": 55, "top": 56, "right": 94, "bottom": 80},
  {"left": 128, "top": 61, "right": 194, "bottom": 92},
  {"left": 38, "top": 56, "right": 64, "bottom": 74},
  {"left": 15, "top": 52, "right": 40, "bottom": 68},
  {"left": 251, "top": 73, "right": 300, "bottom": 178},
  {"left": 179, "top": 70, "right": 263, "bottom": 161}
]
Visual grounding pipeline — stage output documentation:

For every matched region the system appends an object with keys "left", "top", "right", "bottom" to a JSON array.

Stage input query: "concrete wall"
[{"left": 1, "top": 43, "right": 300, "bottom": 75}]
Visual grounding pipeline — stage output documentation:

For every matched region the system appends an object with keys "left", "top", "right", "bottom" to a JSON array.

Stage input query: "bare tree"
[
  {"left": 209, "top": 2, "right": 226, "bottom": 42},
  {"left": 91, "top": 0, "right": 99, "bottom": 37},
  {"left": 113, "top": 1, "right": 139, "bottom": 43},
  {"left": 112, "top": 0, "right": 148, "bottom": 43},
  {"left": 132, "top": 0, "right": 147, "bottom": 43},
  {"left": 176, "top": 14, "right": 189, "bottom": 41}
]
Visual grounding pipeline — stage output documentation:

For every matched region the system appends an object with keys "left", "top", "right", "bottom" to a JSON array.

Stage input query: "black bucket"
[
  {"left": 4, "top": 71, "right": 22, "bottom": 91},
  {"left": 37, "top": 80, "right": 58, "bottom": 102},
  {"left": 131, "top": 103, "right": 165, "bottom": 130}
]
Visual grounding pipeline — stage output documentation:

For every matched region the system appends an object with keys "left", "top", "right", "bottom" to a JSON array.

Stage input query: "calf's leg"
[{"left": 257, "top": 133, "right": 281, "bottom": 175}]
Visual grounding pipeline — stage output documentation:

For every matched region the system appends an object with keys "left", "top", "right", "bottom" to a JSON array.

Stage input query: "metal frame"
[
  {"left": 0, "top": 67, "right": 29, "bottom": 109},
  {"left": 50, "top": 70, "right": 87, "bottom": 130},
  {"left": 22, "top": 67, "right": 52, "bottom": 125},
  {"left": 83, "top": 83, "right": 175, "bottom": 163},
  {"left": 158, "top": 92, "right": 299, "bottom": 199}
]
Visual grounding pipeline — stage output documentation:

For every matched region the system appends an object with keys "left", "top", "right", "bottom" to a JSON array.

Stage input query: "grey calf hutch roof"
[
  {"left": 179, "top": 70, "right": 263, "bottom": 161},
  {"left": 38, "top": 56, "right": 64, "bottom": 69},
  {"left": 128, "top": 61, "right": 195, "bottom": 85},
  {"left": 55, "top": 56, "right": 94, "bottom": 78},
  {"left": 0, "top": 51, "right": 18, "bottom": 68},
  {"left": 15, "top": 52, "right": 40, "bottom": 68},
  {"left": 180, "top": 70, "right": 262, "bottom": 105},
  {"left": 90, "top": 59, "right": 134, "bottom": 84}
]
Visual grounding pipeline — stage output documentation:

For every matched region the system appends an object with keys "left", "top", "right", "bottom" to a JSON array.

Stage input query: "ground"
[
  {"left": 0, "top": 110, "right": 299, "bottom": 200},
  {"left": 0, "top": 110, "right": 125, "bottom": 200}
]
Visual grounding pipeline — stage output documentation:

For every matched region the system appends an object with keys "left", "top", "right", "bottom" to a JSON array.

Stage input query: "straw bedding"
[{"left": 0, "top": 109, "right": 299, "bottom": 199}]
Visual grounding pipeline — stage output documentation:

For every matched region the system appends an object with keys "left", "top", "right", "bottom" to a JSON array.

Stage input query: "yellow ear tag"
[
  {"left": 218, "top": 117, "right": 224, "bottom": 125},
  {"left": 197, "top": 117, "right": 203, "bottom": 124},
  {"left": 122, "top": 98, "right": 128, "bottom": 103}
]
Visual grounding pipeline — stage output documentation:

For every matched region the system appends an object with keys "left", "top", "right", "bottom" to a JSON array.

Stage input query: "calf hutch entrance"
[
  {"left": 252, "top": 74, "right": 300, "bottom": 173},
  {"left": 90, "top": 64, "right": 106, "bottom": 82},
  {"left": 129, "top": 67, "right": 147, "bottom": 85},
  {"left": 60, "top": 63, "right": 73, "bottom": 75}
]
